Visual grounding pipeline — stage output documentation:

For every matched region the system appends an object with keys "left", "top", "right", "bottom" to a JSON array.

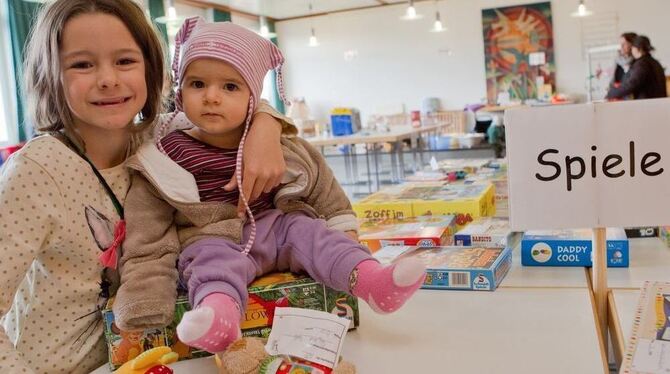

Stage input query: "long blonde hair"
[{"left": 23, "top": 0, "right": 167, "bottom": 151}]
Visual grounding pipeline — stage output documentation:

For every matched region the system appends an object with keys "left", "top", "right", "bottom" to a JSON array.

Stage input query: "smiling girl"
[{"left": 0, "top": 1, "right": 291, "bottom": 372}]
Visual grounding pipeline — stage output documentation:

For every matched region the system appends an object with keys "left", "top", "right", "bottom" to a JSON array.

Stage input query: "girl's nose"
[{"left": 97, "top": 65, "right": 120, "bottom": 89}]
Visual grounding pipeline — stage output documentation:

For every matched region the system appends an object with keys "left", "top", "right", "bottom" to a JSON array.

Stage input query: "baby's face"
[{"left": 181, "top": 58, "right": 251, "bottom": 147}]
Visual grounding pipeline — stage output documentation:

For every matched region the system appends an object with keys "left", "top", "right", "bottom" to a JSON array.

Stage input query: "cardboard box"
[
  {"left": 374, "top": 245, "right": 512, "bottom": 291},
  {"left": 102, "top": 273, "right": 359, "bottom": 370},
  {"left": 242, "top": 272, "right": 359, "bottom": 337},
  {"left": 409, "top": 183, "right": 496, "bottom": 226},
  {"left": 358, "top": 215, "right": 457, "bottom": 252},
  {"left": 520, "top": 228, "right": 629, "bottom": 267},
  {"left": 435, "top": 158, "right": 492, "bottom": 174},
  {"left": 661, "top": 226, "right": 670, "bottom": 247},
  {"left": 454, "top": 217, "right": 512, "bottom": 247},
  {"left": 353, "top": 183, "right": 496, "bottom": 229},
  {"left": 330, "top": 108, "right": 361, "bottom": 136},
  {"left": 624, "top": 227, "right": 659, "bottom": 238},
  {"left": 102, "top": 297, "right": 209, "bottom": 370}
]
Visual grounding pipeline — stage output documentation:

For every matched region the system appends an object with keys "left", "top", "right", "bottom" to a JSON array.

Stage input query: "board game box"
[
  {"left": 620, "top": 281, "right": 670, "bottom": 373},
  {"left": 353, "top": 182, "right": 496, "bottom": 228},
  {"left": 520, "top": 228, "right": 629, "bottom": 267},
  {"left": 661, "top": 226, "right": 670, "bottom": 247},
  {"left": 358, "top": 215, "right": 456, "bottom": 252},
  {"left": 374, "top": 245, "right": 512, "bottom": 291},
  {"left": 454, "top": 217, "right": 511, "bottom": 247},
  {"left": 102, "top": 272, "right": 359, "bottom": 370},
  {"left": 624, "top": 226, "right": 659, "bottom": 238}
]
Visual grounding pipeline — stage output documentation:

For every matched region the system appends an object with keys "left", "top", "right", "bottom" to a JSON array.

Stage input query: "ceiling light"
[
  {"left": 571, "top": 0, "right": 593, "bottom": 17},
  {"left": 155, "top": 0, "right": 186, "bottom": 24},
  {"left": 258, "top": 16, "right": 277, "bottom": 39},
  {"left": 308, "top": 27, "right": 319, "bottom": 47},
  {"left": 400, "top": 0, "right": 423, "bottom": 20},
  {"left": 431, "top": 10, "right": 446, "bottom": 32}
]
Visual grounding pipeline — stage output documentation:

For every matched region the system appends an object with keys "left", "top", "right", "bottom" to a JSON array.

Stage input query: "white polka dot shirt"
[{"left": 0, "top": 135, "right": 129, "bottom": 373}]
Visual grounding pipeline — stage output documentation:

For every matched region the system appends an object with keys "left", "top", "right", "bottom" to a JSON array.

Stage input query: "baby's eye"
[
  {"left": 71, "top": 61, "right": 93, "bottom": 69},
  {"left": 190, "top": 80, "right": 205, "bottom": 89},
  {"left": 224, "top": 83, "right": 239, "bottom": 91}
]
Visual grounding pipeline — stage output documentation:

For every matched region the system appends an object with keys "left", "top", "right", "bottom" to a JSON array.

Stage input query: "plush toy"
[{"left": 216, "top": 337, "right": 356, "bottom": 374}]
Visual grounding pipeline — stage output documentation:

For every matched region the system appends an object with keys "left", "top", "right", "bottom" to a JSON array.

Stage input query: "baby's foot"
[
  {"left": 351, "top": 259, "right": 426, "bottom": 314},
  {"left": 176, "top": 293, "right": 241, "bottom": 353}
]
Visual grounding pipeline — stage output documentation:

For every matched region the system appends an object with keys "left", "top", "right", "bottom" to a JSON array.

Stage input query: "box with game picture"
[
  {"left": 353, "top": 182, "right": 496, "bottom": 228},
  {"left": 102, "top": 295, "right": 210, "bottom": 370},
  {"left": 102, "top": 272, "right": 359, "bottom": 370},
  {"left": 454, "top": 217, "right": 512, "bottom": 247},
  {"left": 520, "top": 228, "right": 629, "bottom": 267},
  {"left": 374, "top": 245, "right": 512, "bottom": 291},
  {"left": 399, "top": 183, "right": 496, "bottom": 227},
  {"left": 358, "top": 215, "right": 457, "bottom": 253}
]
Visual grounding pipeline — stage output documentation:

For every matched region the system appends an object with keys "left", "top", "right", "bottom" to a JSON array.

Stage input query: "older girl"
[{"left": 0, "top": 0, "right": 290, "bottom": 372}]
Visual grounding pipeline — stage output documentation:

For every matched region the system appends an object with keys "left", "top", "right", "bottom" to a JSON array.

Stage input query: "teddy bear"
[{"left": 216, "top": 337, "right": 356, "bottom": 374}]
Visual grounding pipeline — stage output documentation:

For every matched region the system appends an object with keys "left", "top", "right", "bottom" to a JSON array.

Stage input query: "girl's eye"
[
  {"left": 191, "top": 81, "right": 205, "bottom": 89},
  {"left": 71, "top": 61, "right": 93, "bottom": 69},
  {"left": 118, "top": 58, "right": 137, "bottom": 66},
  {"left": 224, "top": 83, "right": 238, "bottom": 91}
]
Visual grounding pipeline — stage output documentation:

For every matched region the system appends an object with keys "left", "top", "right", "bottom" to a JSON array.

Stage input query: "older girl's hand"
[{"left": 224, "top": 112, "right": 286, "bottom": 217}]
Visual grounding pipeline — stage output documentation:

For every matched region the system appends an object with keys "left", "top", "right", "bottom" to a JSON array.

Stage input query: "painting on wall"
[{"left": 482, "top": 2, "right": 555, "bottom": 104}]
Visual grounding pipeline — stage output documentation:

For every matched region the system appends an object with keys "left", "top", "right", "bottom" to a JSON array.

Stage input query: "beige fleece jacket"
[{"left": 113, "top": 133, "right": 357, "bottom": 332}]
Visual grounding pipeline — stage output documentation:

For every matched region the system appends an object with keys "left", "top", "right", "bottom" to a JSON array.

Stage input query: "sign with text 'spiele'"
[{"left": 504, "top": 98, "right": 670, "bottom": 230}]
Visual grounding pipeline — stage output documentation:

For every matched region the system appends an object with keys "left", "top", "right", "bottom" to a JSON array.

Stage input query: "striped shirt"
[{"left": 160, "top": 130, "right": 275, "bottom": 214}]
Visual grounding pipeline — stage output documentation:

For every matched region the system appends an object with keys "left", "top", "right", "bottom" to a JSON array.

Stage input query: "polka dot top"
[{"left": 0, "top": 135, "right": 130, "bottom": 373}]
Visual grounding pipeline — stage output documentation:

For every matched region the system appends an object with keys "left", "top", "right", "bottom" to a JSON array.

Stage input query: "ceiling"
[{"left": 183, "top": 0, "right": 413, "bottom": 21}]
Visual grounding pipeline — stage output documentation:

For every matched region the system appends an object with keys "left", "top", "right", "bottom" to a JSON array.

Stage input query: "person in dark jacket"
[{"left": 607, "top": 35, "right": 667, "bottom": 100}]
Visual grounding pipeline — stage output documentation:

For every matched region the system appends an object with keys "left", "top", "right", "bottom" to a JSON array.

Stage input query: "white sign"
[
  {"left": 505, "top": 99, "right": 670, "bottom": 230},
  {"left": 265, "top": 307, "right": 350, "bottom": 369}
]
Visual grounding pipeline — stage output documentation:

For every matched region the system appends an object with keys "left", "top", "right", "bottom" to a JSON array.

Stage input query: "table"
[
  {"left": 343, "top": 288, "right": 606, "bottom": 373},
  {"left": 607, "top": 237, "right": 670, "bottom": 289},
  {"left": 93, "top": 289, "right": 607, "bottom": 374},
  {"left": 610, "top": 289, "right": 639, "bottom": 349},
  {"left": 306, "top": 123, "right": 455, "bottom": 191}
]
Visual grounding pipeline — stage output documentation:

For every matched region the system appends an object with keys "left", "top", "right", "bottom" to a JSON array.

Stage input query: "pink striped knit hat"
[
  {"left": 165, "top": 17, "right": 289, "bottom": 255},
  {"left": 172, "top": 16, "right": 288, "bottom": 112}
]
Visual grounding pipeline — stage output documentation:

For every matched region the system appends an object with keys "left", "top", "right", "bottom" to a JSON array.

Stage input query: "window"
[{"left": 0, "top": 0, "right": 18, "bottom": 146}]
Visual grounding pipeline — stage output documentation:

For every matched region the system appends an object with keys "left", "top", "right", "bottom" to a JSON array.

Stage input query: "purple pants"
[{"left": 178, "top": 209, "right": 372, "bottom": 309}]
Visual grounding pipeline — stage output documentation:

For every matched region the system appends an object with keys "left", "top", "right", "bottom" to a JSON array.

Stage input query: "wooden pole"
[{"left": 592, "top": 227, "right": 608, "bottom": 356}]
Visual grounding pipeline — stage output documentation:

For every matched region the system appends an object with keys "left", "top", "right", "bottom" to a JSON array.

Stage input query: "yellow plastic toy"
[{"left": 114, "top": 346, "right": 176, "bottom": 374}]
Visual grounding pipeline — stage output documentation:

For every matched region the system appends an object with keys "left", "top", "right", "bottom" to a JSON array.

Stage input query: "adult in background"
[
  {"left": 606, "top": 35, "right": 667, "bottom": 100},
  {"left": 612, "top": 32, "right": 637, "bottom": 86}
]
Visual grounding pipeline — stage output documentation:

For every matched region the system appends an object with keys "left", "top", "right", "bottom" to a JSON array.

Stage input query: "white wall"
[{"left": 275, "top": 0, "right": 670, "bottom": 124}]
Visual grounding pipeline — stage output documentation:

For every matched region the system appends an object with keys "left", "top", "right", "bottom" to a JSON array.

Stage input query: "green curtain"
[
  {"left": 213, "top": 9, "right": 231, "bottom": 22},
  {"left": 8, "top": 0, "right": 41, "bottom": 142},
  {"left": 268, "top": 19, "right": 285, "bottom": 114},
  {"left": 148, "top": 0, "right": 168, "bottom": 45}
]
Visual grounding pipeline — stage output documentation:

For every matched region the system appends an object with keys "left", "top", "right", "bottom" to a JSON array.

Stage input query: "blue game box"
[
  {"left": 521, "top": 228, "right": 629, "bottom": 267},
  {"left": 374, "top": 245, "right": 512, "bottom": 291}
]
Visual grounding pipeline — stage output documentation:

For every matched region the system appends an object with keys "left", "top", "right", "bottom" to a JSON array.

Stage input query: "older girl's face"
[
  {"left": 631, "top": 46, "right": 642, "bottom": 59},
  {"left": 59, "top": 12, "right": 147, "bottom": 136}
]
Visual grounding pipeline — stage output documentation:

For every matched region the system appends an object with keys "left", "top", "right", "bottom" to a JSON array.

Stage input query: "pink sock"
[
  {"left": 176, "top": 293, "right": 241, "bottom": 353},
  {"left": 351, "top": 259, "right": 426, "bottom": 314}
]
